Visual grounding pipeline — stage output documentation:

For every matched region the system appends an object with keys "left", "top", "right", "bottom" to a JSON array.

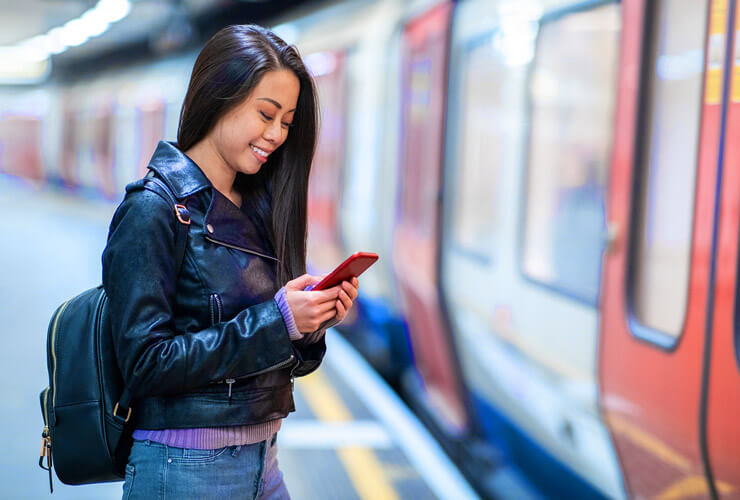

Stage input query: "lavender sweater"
[{"left": 132, "top": 286, "right": 324, "bottom": 449}]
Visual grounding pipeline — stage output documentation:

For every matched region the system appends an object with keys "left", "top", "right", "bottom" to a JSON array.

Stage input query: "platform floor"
[{"left": 0, "top": 175, "right": 479, "bottom": 500}]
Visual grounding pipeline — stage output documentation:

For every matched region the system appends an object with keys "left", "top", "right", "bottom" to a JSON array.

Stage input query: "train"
[{"left": 3, "top": 0, "right": 740, "bottom": 498}]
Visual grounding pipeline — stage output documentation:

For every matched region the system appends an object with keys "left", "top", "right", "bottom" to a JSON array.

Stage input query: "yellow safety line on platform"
[
  {"left": 609, "top": 415, "right": 736, "bottom": 498},
  {"left": 297, "top": 370, "right": 400, "bottom": 500},
  {"left": 609, "top": 415, "right": 691, "bottom": 471},
  {"left": 654, "top": 475, "right": 734, "bottom": 500}
]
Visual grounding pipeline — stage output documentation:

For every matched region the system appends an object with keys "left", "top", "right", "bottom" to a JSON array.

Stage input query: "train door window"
[
  {"left": 630, "top": 0, "right": 708, "bottom": 341},
  {"left": 445, "top": 36, "right": 504, "bottom": 261},
  {"left": 521, "top": 3, "right": 620, "bottom": 304}
]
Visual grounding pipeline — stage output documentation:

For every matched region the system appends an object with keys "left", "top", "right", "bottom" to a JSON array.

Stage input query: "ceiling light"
[{"left": 0, "top": 0, "right": 132, "bottom": 84}]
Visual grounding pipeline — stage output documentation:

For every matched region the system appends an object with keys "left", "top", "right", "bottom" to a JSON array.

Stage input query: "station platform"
[{"left": 0, "top": 176, "right": 479, "bottom": 500}]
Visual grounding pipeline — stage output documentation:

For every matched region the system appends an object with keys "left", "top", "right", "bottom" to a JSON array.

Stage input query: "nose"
[{"left": 263, "top": 120, "right": 282, "bottom": 144}]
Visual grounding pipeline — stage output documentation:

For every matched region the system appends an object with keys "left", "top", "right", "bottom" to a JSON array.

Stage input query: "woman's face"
[{"left": 210, "top": 69, "right": 300, "bottom": 176}]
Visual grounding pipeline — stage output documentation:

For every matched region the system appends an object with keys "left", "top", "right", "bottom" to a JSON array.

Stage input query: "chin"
[{"left": 240, "top": 161, "right": 262, "bottom": 176}]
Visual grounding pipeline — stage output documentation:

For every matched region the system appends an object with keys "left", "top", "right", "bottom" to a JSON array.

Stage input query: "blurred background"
[{"left": 2, "top": 0, "right": 740, "bottom": 498}]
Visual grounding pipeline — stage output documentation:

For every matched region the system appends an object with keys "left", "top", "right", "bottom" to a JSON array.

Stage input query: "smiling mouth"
[{"left": 250, "top": 144, "right": 271, "bottom": 158}]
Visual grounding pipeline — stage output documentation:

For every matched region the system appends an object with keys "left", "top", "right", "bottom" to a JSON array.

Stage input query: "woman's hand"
[
  {"left": 333, "top": 277, "right": 359, "bottom": 325},
  {"left": 285, "top": 274, "right": 360, "bottom": 333},
  {"left": 285, "top": 274, "right": 340, "bottom": 333}
]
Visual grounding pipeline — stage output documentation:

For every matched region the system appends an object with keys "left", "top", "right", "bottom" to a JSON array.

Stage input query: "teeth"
[{"left": 251, "top": 145, "right": 268, "bottom": 157}]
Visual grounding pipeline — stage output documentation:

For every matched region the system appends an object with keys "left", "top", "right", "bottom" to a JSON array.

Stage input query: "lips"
[{"left": 250, "top": 144, "right": 272, "bottom": 164}]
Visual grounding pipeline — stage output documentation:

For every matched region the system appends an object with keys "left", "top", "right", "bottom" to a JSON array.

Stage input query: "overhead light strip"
[{"left": 0, "top": 0, "right": 131, "bottom": 84}]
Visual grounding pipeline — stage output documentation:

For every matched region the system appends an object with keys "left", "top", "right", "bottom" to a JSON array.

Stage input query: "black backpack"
[{"left": 38, "top": 173, "right": 191, "bottom": 492}]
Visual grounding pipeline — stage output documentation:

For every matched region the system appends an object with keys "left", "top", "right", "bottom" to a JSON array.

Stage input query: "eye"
[
  {"left": 259, "top": 111, "right": 273, "bottom": 121},
  {"left": 281, "top": 121, "right": 294, "bottom": 129}
]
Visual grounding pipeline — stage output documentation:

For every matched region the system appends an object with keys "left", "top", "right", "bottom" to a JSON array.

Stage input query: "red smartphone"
[{"left": 309, "top": 252, "right": 379, "bottom": 291}]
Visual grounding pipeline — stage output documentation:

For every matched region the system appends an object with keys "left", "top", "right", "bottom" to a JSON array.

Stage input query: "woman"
[{"left": 102, "top": 25, "right": 359, "bottom": 499}]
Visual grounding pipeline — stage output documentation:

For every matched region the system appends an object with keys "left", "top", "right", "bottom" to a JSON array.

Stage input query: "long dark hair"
[{"left": 177, "top": 25, "right": 318, "bottom": 286}]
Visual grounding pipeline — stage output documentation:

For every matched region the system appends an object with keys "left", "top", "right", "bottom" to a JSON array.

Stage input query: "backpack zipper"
[
  {"left": 41, "top": 386, "right": 50, "bottom": 435},
  {"left": 39, "top": 387, "right": 53, "bottom": 492},
  {"left": 50, "top": 300, "right": 72, "bottom": 408},
  {"left": 40, "top": 299, "right": 69, "bottom": 493},
  {"left": 204, "top": 235, "right": 279, "bottom": 261}
]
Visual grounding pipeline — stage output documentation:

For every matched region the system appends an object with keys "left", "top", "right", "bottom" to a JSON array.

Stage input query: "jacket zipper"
[
  {"left": 209, "top": 293, "right": 223, "bottom": 325},
  {"left": 214, "top": 294, "right": 223, "bottom": 323},
  {"left": 204, "top": 235, "right": 279, "bottom": 262},
  {"left": 220, "top": 354, "right": 296, "bottom": 402}
]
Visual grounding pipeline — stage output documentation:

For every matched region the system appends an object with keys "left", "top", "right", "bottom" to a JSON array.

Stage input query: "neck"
[{"left": 184, "top": 138, "right": 236, "bottom": 196}]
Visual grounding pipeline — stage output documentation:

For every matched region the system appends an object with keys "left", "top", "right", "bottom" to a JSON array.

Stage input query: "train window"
[
  {"left": 446, "top": 37, "right": 504, "bottom": 259},
  {"left": 521, "top": 4, "right": 620, "bottom": 304},
  {"left": 630, "top": 0, "right": 708, "bottom": 340}
]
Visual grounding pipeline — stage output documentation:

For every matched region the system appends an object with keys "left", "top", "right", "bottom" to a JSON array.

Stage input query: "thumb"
[{"left": 286, "top": 273, "right": 321, "bottom": 291}]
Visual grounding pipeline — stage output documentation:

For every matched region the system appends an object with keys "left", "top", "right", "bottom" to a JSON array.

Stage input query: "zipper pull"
[
  {"left": 39, "top": 426, "right": 49, "bottom": 468},
  {"left": 225, "top": 378, "right": 235, "bottom": 403},
  {"left": 39, "top": 435, "right": 47, "bottom": 465},
  {"left": 39, "top": 427, "right": 53, "bottom": 493},
  {"left": 48, "top": 445, "right": 53, "bottom": 493}
]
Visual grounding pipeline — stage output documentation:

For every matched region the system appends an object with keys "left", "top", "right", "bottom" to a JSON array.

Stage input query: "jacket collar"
[
  {"left": 147, "top": 141, "right": 278, "bottom": 261},
  {"left": 205, "top": 190, "right": 278, "bottom": 261},
  {"left": 146, "top": 141, "right": 211, "bottom": 200}
]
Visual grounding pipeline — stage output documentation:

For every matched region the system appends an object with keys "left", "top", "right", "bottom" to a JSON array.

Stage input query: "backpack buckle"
[
  {"left": 174, "top": 204, "right": 191, "bottom": 225},
  {"left": 113, "top": 403, "right": 132, "bottom": 423}
]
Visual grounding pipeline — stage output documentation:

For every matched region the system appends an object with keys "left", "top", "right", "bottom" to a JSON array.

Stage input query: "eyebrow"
[{"left": 257, "top": 97, "right": 296, "bottom": 112}]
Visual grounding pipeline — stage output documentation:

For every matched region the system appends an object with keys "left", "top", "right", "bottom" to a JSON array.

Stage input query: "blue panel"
[{"left": 471, "top": 393, "right": 607, "bottom": 500}]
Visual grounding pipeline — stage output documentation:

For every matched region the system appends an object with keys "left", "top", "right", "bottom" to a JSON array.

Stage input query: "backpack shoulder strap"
[
  {"left": 115, "top": 172, "right": 191, "bottom": 416},
  {"left": 140, "top": 171, "right": 191, "bottom": 274}
]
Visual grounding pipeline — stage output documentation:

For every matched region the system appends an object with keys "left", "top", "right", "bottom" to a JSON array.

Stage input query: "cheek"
[
  {"left": 222, "top": 124, "right": 253, "bottom": 154},
  {"left": 279, "top": 129, "right": 290, "bottom": 146}
]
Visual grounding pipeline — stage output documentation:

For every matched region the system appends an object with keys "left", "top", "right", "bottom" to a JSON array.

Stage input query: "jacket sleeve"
[
  {"left": 291, "top": 334, "right": 327, "bottom": 377},
  {"left": 102, "top": 188, "right": 296, "bottom": 399}
]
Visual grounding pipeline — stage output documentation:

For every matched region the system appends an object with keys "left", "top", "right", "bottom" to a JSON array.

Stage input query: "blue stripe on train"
[{"left": 471, "top": 393, "right": 608, "bottom": 500}]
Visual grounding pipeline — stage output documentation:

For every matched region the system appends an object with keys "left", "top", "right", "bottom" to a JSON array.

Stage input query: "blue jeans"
[{"left": 121, "top": 433, "right": 290, "bottom": 500}]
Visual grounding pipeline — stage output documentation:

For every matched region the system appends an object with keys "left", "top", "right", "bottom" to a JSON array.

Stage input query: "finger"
[
  {"left": 351, "top": 277, "right": 359, "bottom": 289},
  {"left": 309, "top": 273, "right": 328, "bottom": 286},
  {"left": 313, "top": 286, "right": 341, "bottom": 302},
  {"left": 290, "top": 273, "right": 324, "bottom": 290},
  {"left": 338, "top": 289, "right": 352, "bottom": 310},
  {"left": 342, "top": 281, "right": 358, "bottom": 301},
  {"left": 318, "top": 308, "right": 337, "bottom": 324},
  {"left": 316, "top": 299, "right": 337, "bottom": 314},
  {"left": 335, "top": 300, "right": 346, "bottom": 322}
]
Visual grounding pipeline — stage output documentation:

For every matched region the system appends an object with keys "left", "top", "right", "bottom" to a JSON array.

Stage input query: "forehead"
[{"left": 249, "top": 69, "right": 300, "bottom": 110}]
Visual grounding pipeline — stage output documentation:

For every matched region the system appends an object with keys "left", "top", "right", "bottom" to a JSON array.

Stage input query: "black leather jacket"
[{"left": 101, "top": 141, "right": 325, "bottom": 430}]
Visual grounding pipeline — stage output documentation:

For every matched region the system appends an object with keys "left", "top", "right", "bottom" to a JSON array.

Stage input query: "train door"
[
  {"left": 440, "top": 0, "right": 623, "bottom": 497},
  {"left": 599, "top": 0, "right": 728, "bottom": 497},
  {"left": 392, "top": 1, "right": 469, "bottom": 431},
  {"left": 702, "top": 1, "right": 740, "bottom": 496}
]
